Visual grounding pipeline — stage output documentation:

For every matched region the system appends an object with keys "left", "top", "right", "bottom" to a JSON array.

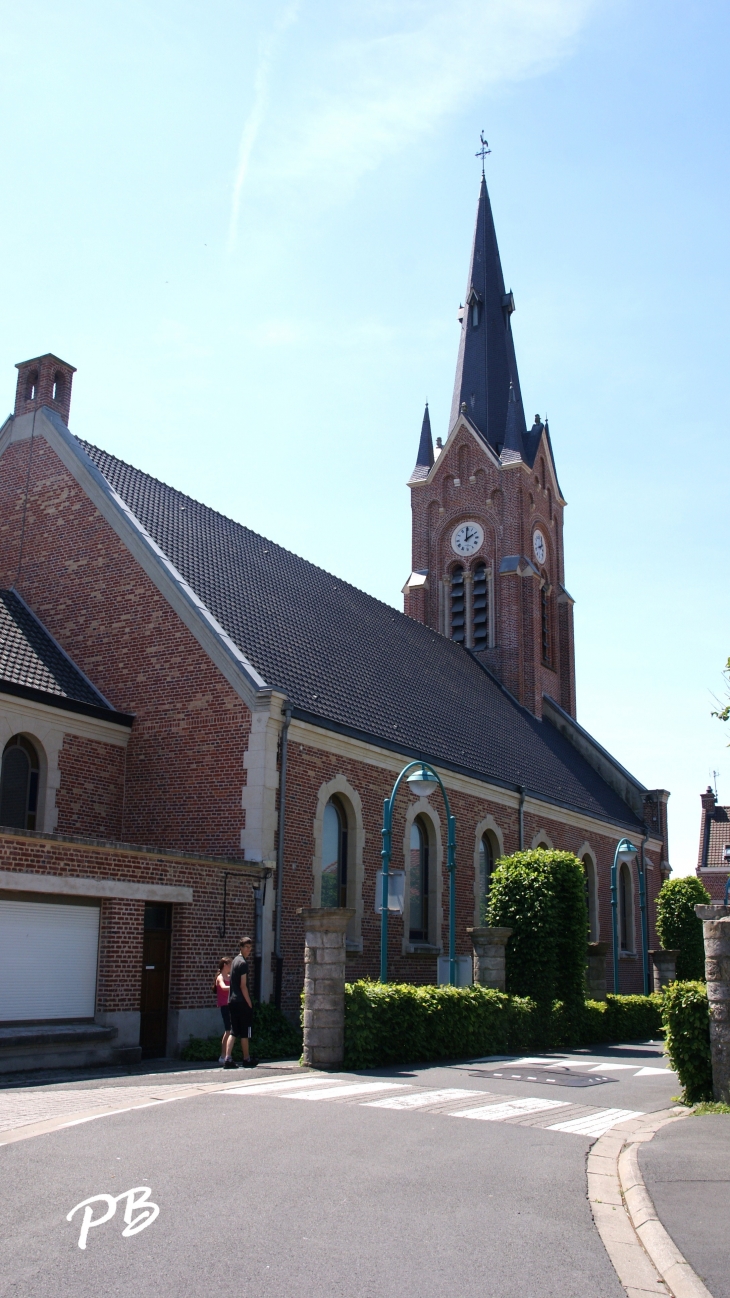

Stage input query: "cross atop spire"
[
  {"left": 449, "top": 167, "right": 526, "bottom": 458},
  {"left": 475, "top": 130, "right": 491, "bottom": 177}
]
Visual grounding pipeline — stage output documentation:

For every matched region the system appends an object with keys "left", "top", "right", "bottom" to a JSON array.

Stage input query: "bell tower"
[{"left": 403, "top": 169, "right": 576, "bottom": 721}]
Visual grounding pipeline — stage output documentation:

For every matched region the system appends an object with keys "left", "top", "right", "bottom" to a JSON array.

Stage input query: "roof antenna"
[
  {"left": 475, "top": 131, "right": 491, "bottom": 177},
  {"left": 712, "top": 769, "right": 720, "bottom": 799}
]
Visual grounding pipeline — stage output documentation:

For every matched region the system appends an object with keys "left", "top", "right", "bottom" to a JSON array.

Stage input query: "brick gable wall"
[
  {"left": 0, "top": 435, "right": 251, "bottom": 859},
  {"left": 56, "top": 735, "right": 126, "bottom": 840}
]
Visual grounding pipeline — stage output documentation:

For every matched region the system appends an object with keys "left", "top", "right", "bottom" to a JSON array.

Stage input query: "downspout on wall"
[
  {"left": 518, "top": 786, "right": 525, "bottom": 850},
  {"left": 274, "top": 700, "right": 292, "bottom": 1010}
]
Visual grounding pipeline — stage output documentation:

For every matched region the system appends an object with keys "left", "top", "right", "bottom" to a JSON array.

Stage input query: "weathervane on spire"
[{"left": 475, "top": 130, "right": 491, "bottom": 176}]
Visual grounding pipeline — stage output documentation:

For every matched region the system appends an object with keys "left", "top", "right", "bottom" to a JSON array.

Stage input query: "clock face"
[
  {"left": 533, "top": 529, "right": 546, "bottom": 565},
  {"left": 451, "top": 521, "right": 484, "bottom": 557}
]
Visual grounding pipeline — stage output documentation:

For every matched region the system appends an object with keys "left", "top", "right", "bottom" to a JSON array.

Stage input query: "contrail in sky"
[{"left": 228, "top": 1, "right": 300, "bottom": 250}]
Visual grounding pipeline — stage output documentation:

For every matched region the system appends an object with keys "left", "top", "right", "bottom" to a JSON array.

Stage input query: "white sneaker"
[{"left": 218, "top": 1056, "right": 226, "bottom": 1064}]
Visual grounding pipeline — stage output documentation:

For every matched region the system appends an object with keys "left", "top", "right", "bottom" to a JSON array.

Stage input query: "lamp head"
[
  {"left": 617, "top": 838, "right": 639, "bottom": 861},
  {"left": 407, "top": 765, "right": 438, "bottom": 799}
]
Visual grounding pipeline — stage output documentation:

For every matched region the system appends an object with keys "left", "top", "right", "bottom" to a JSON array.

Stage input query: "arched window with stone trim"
[
  {"left": 583, "top": 854, "right": 598, "bottom": 942},
  {"left": 619, "top": 862, "right": 634, "bottom": 952},
  {"left": 321, "top": 796, "right": 348, "bottom": 908},
  {"left": 478, "top": 830, "right": 499, "bottom": 923},
  {"left": 450, "top": 566, "right": 465, "bottom": 643},
  {"left": 409, "top": 817, "right": 430, "bottom": 942},
  {"left": 0, "top": 736, "right": 40, "bottom": 830}
]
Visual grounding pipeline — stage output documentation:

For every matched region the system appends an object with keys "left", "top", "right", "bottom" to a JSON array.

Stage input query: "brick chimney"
[
  {"left": 701, "top": 786, "right": 717, "bottom": 814},
  {"left": 14, "top": 353, "right": 76, "bottom": 427}
]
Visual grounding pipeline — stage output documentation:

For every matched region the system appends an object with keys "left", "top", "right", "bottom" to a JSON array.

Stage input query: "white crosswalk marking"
[
  {"left": 281, "top": 1082, "right": 405, "bottom": 1101},
  {"left": 633, "top": 1067, "right": 674, "bottom": 1076},
  {"left": 449, "top": 1097, "right": 569, "bottom": 1121},
  {"left": 547, "top": 1107, "right": 643, "bottom": 1137},
  {"left": 225, "top": 1076, "right": 339, "bottom": 1095},
  {"left": 364, "top": 1088, "right": 479, "bottom": 1110},
  {"left": 587, "top": 1064, "right": 635, "bottom": 1071}
]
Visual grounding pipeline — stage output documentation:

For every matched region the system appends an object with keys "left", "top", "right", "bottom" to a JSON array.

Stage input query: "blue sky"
[{"left": 1, "top": 0, "right": 728, "bottom": 873}]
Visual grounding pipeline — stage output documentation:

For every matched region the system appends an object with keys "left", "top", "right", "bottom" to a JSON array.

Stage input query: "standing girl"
[{"left": 215, "top": 957, "right": 232, "bottom": 1065}]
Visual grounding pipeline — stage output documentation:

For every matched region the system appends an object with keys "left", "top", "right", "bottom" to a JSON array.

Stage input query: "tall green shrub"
[
  {"left": 656, "top": 877, "right": 710, "bottom": 980},
  {"left": 487, "top": 849, "right": 588, "bottom": 1009},
  {"left": 662, "top": 980, "right": 712, "bottom": 1104}
]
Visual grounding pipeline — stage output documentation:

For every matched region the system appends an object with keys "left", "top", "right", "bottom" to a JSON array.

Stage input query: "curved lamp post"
[
  {"left": 611, "top": 837, "right": 639, "bottom": 994},
  {"left": 380, "top": 761, "right": 456, "bottom": 985}
]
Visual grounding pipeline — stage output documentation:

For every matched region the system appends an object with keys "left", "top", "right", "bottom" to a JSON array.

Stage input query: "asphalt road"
[{"left": 0, "top": 1042, "right": 678, "bottom": 1298}]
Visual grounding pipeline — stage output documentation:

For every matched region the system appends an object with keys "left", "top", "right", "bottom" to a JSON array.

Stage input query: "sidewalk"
[{"left": 639, "top": 1113, "right": 730, "bottom": 1298}]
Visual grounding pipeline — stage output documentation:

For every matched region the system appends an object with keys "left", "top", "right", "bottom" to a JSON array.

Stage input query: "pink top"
[{"left": 216, "top": 975, "right": 230, "bottom": 1007}]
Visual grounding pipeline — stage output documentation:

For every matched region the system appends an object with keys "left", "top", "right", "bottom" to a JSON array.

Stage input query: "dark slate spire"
[
  {"left": 449, "top": 175, "right": 527, "bottom": 454},
  {"left": 409, "top": 403, "right": 434, "bottom": 482},
  {"left": 501, "top": 381, "right": 524, "bottom": 462}
]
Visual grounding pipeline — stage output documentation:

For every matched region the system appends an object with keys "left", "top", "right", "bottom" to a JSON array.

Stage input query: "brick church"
[{"left": 0, "top": 172, "right": 670, "bottom": 1071}]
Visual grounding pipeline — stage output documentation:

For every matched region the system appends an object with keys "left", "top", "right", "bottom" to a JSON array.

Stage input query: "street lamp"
[
  {"left": 611, "top": 838, "right": 639, "bottom": 994},
  {"left": 380, "top": 761, "right": 457, "bottom": 985}
]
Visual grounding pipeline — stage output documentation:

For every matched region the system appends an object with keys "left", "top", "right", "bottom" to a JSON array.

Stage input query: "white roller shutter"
[{"left": 0, "top": 899, "right": 100, "bottom": 1021}]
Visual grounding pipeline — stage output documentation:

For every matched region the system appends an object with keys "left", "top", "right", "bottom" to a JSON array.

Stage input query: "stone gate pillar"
[
  {"left": 467, "top": 927, "right": 512, "bottom": 992},
  {"left": 696, "top": 905, "right": 730, "bottom": 1103},
  {"left": 649, "top": 949, "right": 679, "bottom": 992},
  {"left": 586, "top": 942, "right": 610, "bottom": 1000},
  {"left": 299, "top": 907, "right": 354, "bottom": 1068}
]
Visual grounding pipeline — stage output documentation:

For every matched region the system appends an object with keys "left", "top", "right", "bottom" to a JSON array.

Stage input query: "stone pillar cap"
[
  {"left": 587, "top": 942, "right": 610, "bottom": 957},
  {"left": 467, "top": 926, "right": 513, "bottom": 939},
  {"left": 648, "top": 949, "right": 680, "bottom": 958},
  {"left": 695, "top": 905, "right": 730, "bottom": 921},
  {"left": 298, "top": 906, "right": 355, "bottom": 933}
]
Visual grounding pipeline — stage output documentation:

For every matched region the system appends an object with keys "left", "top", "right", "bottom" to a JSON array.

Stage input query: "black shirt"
[{"left": 229, "top": 954, "right": 249, "bottom": 1003}]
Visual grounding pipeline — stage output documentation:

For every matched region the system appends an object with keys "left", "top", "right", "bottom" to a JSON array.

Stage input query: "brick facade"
[
  {"left": 406, "top": 420, "right": 576, "bottom": 720},
  {"left": 0, "top": 369, "right": 667, "bottom": 1064}
]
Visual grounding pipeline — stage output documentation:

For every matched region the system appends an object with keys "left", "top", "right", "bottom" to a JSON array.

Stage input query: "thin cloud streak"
[
  {"left": 228, "top": 1, "right": 300, "bottom": 250},
  {"left": 229, "top": 0, "right": 599, "bottom": 220}
]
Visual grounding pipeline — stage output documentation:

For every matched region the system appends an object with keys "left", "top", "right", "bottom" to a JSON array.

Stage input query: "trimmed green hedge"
[
  {"left": 662, "top": 980, "right": 712, "bottom": 1104},
  {"left": 656, "top": 877, "right": 710, "bottom": 981},
  {"left": 180, "top": 1000, "right": 302, "bottom": 1063},
  {"left": 343, "top": 980, "right": 664, "bottom": 1070},
  {"left": 487, "top": 849, "right": 588, "bottom": 1010}
]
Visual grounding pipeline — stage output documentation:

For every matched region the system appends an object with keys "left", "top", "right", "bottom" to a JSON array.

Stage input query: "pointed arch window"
[
  {"left": 409, "top": 818, "right": 430, "bottom": 942},
  {"left": 0, "top": 736, "right": 40, "bottom": 830},
  {"left": 473, "top": 563, "right": 489, "bottom": 651},
  {"left": 450, "top": 566, "right": 465, "bottom": 644},
  {"left": 321, "top": 797, "right": 348, "bottom": 907}
]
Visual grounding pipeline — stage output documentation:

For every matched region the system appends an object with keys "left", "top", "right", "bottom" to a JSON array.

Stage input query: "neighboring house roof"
[
  {"left": 77, "top": 436, "right": 644, "bottom": 830},
  {"left": 704, "top": 804, "right": 730, "bottom": 868},
  {"left": 0, "top": 587, "right": 132, "bottom": 725}
]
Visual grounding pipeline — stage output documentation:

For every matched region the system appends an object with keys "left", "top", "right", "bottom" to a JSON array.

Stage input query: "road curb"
[{"left": 588, "top": 1106, "right": 714, "bottom": 1298}]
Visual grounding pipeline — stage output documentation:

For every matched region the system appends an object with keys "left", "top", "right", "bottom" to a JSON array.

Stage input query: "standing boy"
[{"left": 224, "top": 937, "right": 257, "bottom": 1069}]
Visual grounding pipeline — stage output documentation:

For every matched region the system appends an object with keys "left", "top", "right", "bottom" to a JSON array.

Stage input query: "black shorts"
[
  {"left": 219, "top": 1004, "right": 231, "bottom": 1032},
  {"left": 228, "top": 1000, "right": 253, "bottom": 1040}
]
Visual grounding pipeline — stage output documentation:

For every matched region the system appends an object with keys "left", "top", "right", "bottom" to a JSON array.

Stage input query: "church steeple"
[
  {"left": 409, "top": 403, "right": 434, "bottom": 482},
  {"left": 449, "top": 174, "right": 526, "bottom": 454}
]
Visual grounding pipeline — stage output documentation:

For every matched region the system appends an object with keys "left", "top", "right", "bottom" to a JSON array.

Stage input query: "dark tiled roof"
[
  {"left": 0, "top": 589, "right": 108, "bottom": 708},
  {"left": 78, "top": 439, "right": 643, "bottom": 830},
  {"left": 706, "top": 808, "right": 730, "bottom": 867}
]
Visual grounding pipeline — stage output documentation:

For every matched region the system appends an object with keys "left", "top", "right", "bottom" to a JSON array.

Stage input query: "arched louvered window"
[
  {"left": 450, "top": 566, "right": 465, "bottom": 644},
  {"left": 24, "top": 370, "right": 38, "bottom": 402},
  {"left": 540, "top": 581, "right": 550, "bottom": 664},
  {"left": 473, "top": 563, "right": 488, "bottom": 650},
  {"left": 409, "top": 818, "right": 430, "bottom": 941},
  {"left": 52, "top": 372, "right": 65, "bottom": 403},
  {"left": 0, "top": 736, "right": 40, "bottom": 830},
  {"left": 321, "top": 797, "right": 348, "bottom": 907}
]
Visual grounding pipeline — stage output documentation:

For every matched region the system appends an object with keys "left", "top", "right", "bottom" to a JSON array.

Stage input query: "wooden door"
[{"left": 139, "top": 904, "right": 172, "bottom": 1057}]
